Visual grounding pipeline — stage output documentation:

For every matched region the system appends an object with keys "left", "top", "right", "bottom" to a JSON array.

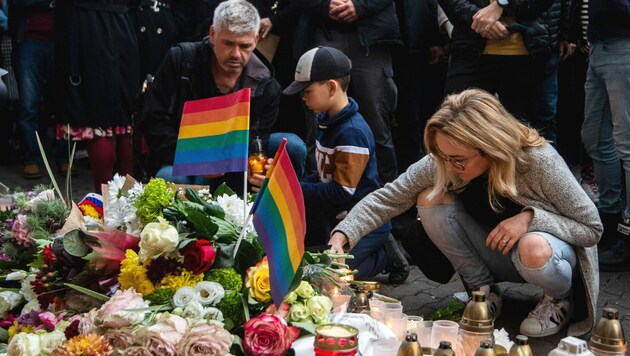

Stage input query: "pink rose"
[
  {"left": 102, "top": 327, "right": 135, "bottom": 351},
  {"left": 176, "top": 321, "right": 232, "bottom": 356},
  {"left": 146, "top": 313, "right": 188, "bottom": 345},
  {"left": 136, "top": 330, "right": 177, "bottom": 356},
  {"left": 121, "top": 346, "right": 153, "bottom": 356},
  {"left": 243, "top": 313, "right": 300, "bottom": 356},
  {"left": 97, "top": 289, "right": 148, "bottom": 329},
  {"left": 11, "top": 214, "right": 33, "bottom": 247}
]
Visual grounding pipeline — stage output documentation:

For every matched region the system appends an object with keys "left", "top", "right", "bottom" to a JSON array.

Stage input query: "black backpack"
[{"left": 131, "top": 42, "right": 200, "bottom": 182}]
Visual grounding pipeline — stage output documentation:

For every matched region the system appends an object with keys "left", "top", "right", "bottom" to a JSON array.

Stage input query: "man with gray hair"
[{"left": 139, "top": 0, "right": 306, "bottom": 191}]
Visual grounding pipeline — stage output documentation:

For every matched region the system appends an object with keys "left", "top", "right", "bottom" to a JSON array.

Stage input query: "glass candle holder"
[
  {"left": 314, "top": 324, "right": 359, "bottom": 356},
  {"left": 431, "top": 320, "right": 461, "bottom": 353}
]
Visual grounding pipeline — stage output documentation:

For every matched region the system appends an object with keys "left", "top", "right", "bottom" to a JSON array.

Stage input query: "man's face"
[{"left": 209, "top": 25, "right": 258, "bottom": 74}]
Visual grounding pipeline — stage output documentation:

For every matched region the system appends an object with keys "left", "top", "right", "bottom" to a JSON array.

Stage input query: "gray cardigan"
[{"left": 334, "top": 144, "right": 602, "bottom": 336}]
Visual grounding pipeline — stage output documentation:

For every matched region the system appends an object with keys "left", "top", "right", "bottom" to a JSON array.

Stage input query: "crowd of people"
[{"left": 0, "top": 0, "right": 629, "bottom": 341}]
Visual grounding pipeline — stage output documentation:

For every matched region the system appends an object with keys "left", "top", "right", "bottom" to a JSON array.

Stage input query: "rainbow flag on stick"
[
  {"left": 172, "top": 88, "right": 251, "bottom": 176},
  {"left": 250, "top": 138, "right": 306, "bottom": 307}
]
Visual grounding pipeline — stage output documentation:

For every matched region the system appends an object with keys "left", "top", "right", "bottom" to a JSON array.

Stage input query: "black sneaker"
[{"left": 384, "top": 234, "right": 410, "bottom": 284}]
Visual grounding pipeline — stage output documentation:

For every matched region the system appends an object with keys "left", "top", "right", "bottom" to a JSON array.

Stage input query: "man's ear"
[{"left": 209, "top": 25, "right": 216, "bottom": 44}]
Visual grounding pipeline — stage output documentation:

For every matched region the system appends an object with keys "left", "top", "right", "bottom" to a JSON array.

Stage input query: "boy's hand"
[{"left": 248, "top": 158, "right": 274, "bottom": 192}]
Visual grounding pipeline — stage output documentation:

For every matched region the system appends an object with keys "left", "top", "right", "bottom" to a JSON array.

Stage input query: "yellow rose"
[{"left": 245, "top": 258, "right": 271, "bottom": 303}]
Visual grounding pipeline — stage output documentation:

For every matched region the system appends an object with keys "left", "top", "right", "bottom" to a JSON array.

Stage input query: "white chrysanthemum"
[
  {"left": 197, "top": 189, "right": 212, "bottom": 202},
  {"left": 194, "top": 281, "right": 225, "bottom": 305},
  {"left": 107, "top": 174, "right": 127, "bottom": 202},
  {"left": 494, "top": 328, "right": 514, "bottom": 351},
  {"left": 27, "top": 189, "right": 56, "bottom": 208},
  {"left": 182, "top": 300, "right": 205, "bottom": 319},
  {"left": 20, "top": 274, "right": 37, "bottom": 302},
  {"left": 126, "top": 182, "right": 144, "bottom": 202},
  {"left": 215, "top": 194, "right": 254, "bottom": 233},
  {"left": 172, "top": 286, "right": 199, "bottom": 308},
  {"left": 202, "top": 307, "right": 224, "bottom": 321}
]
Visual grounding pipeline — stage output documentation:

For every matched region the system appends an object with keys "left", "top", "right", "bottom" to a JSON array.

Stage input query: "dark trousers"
[{"left": 445, "top": 54, "right": 542, "bottom": 127}]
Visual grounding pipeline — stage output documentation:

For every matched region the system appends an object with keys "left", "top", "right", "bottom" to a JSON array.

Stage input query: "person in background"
[
  {"left": 139, "top": 0, "right": 305, "bottom": 192},
  {"left": 329, "top": 89, "right": 601, "bottom": 337},
  {"left": 54, "top": 0, "right": 139, "bottom": 191},
  {"left": 581, "top": 0, "right": 630, "bottom": 271}
]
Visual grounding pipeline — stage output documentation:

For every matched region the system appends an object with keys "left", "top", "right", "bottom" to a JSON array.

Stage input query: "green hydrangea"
[
  {"left": 134, "top": 178, "right": 174, "bottom": 225},
  {"left": 204, "top": 267, "right": 243, "bottom": 292},
  {"left": 216, "top": 291, "right": 244, "bottom": 330},
  {"left": 145, "top": 288, "right": 176, "bottom": 306}
]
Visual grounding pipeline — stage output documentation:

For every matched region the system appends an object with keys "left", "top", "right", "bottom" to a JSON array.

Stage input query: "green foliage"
[
  {"left": 32, "top": 198, "right": 69, "bottom": 223},
  {"left": 204, "top": 267, "right": 243, "bottom": 292},
  {"left": 430, "top": 299, "right": 465, "bottom": 321},
  {"left": 216, "top": 291, "right": 244, "bottom": 330},
  {"left": 135, "top": 178, "right": 175, "bottom": 225},
  {"left": 145, "top": 288, "right": 176, "bottom": 306},
  {"left": 213, "top": 183, "right": 235, "bottom": 198}
]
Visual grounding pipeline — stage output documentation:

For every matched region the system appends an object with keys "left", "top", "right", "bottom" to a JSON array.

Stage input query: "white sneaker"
[
  {"left": 479, "top": 285, "right": 502, "bottom": 319},
  {"left": 520, "top": 294, "right": 572, "bottom": 337}
]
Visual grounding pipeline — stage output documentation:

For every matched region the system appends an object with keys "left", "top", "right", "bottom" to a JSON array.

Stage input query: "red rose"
[{"left": 181, "top": 240, "right": 216, "bottom": 275}]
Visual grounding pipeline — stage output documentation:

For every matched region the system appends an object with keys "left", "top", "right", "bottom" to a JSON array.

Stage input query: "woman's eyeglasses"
[{"left": 434, "top": 146, "right": 478, "bottom": 171}]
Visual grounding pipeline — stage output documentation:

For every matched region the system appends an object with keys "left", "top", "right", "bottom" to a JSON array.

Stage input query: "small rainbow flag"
[
  {"left": 251, "top": 139, "right": 306, "bottom": 307},
  {"left": 172, "top": 88, "right": 251, "bottom": 176}
]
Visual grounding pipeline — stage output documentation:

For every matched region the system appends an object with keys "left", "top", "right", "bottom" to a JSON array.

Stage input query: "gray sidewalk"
[{"left": 1, "top": 160, "right": 629, "bottom": 355}]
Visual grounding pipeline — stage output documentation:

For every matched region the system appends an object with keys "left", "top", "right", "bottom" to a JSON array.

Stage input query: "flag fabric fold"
[
  {"left": 251, "top": 139, "right": 306, "bottom": 307},
  {"left": 172, "top": 88, "right": 251, "bottom": 176}
]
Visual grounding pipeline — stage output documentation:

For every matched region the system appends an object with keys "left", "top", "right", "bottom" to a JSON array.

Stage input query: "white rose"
[
  {"left": 7, "top": 332, "right": 42, "bottom": 356},
  {"left": 20, "top": 275, "right": 37, "bottom": 302},
  {"left": 172, "top": 287, "right": 199, "bottom": 308},
  {"left": 39, "top": 331, "right": 66, "bottom": 355},
  {"left": 20, "top": 299, "right": 41, "bottom": 316},
  {"left": 182, "top": 301, "right": 204, "bottom": 319},
  {"left": 194, "top": 281, "right": 225, "bottom": 306},
  {"left": 138, "top": 217, "right": 179, "bottom": 262},
  {"left": 202, "top": 307, "right": 224, "bottom": 322}
]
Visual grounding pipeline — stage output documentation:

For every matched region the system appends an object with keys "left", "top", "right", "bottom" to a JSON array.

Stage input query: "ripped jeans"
[{"left": 417, "top": 200, "right": 576, "bottom": 299}]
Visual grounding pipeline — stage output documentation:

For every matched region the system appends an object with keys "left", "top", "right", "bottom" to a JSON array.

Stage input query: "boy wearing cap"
[{"left": 281, "top": 46, "right": 408, "bottom": 280}]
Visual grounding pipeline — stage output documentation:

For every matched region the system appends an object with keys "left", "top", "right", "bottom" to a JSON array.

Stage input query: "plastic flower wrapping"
[{"left": 0, "top": 174, "right": 353, "bottom": 355}]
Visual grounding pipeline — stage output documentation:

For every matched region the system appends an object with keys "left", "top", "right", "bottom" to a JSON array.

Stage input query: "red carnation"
[{"left": 181, "top": 239, "right": 216, "bottom": 275}]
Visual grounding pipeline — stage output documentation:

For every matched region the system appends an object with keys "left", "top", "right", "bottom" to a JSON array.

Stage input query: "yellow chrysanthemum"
[
  {"left": 7, "top": 322, "right": 36, "bottom": 343},
  {"left": 52, "top": 333, "right": 113, "bottom": 356},
  {"left": 119, "top": 250, "right": 155, "bottom": 296},
  {"left": 79, "top": 204, "right": 101, "bottom": 219},
  {"left": 157, "top": 270, "right": 204, "bottom": 291}
]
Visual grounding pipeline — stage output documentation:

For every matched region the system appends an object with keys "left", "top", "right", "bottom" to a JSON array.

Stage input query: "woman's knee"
[
  {"left": 518, "top": 233, "right": 552, "bottom": 268},
  {"left": 417, "top": 187, "right": 454, "bottom": 207}
]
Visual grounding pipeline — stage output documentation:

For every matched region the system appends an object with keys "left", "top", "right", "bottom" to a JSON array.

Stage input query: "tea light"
[{"left": 314, "top": 324, "right": 359, "bottom": 356}]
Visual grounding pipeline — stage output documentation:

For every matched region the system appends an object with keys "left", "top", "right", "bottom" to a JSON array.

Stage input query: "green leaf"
[
  {"left": 291, "top": 321, "right": 317, "bottom": 335},
  {"left": 185, "top": 209, "right": 219, "bottom": 237},
  {"left": 214, "top": 183, "right": 235, "bottom": 197},
  {"left": 63, "top": 230, "right": 91, "bottom": 257},
  {"left": 64, "top": 283, "right": 110, "bottom": 302},
  {"left": 214, "top": 243, "right": 236, "bottom": 268}
]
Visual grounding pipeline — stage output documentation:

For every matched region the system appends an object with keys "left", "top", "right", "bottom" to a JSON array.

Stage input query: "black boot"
[
  {"left": 598, "top": 211, "right": 623, "bottom": 251},
  {"left": 599, "top": 239, "right": 630, "bottom": 271},
  {"left": 384, "top": 234, "right": 410, "bottom": 284}
]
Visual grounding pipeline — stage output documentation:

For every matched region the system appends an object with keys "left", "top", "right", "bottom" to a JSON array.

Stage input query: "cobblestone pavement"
[{"left": 2, "top": 160, "right": 629, "bottom": 355}]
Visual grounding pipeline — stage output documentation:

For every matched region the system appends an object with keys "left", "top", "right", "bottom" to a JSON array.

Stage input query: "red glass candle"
[{"left": 314, "top": 324, "right": 359, "bottom": 356}]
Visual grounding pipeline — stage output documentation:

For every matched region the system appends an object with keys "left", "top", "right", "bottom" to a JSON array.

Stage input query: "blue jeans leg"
[
  {"left": 267, "top": 132, "right": 306, "bottom": 180},
  {"left": 538, "top": 54, "right": 559, "bottom": 145},
  {"left": 582, "top": 38, "right": 630, "bottom": 217},
  {"left": 16, "top": 39, "right": 54, "bottom": 164},
  {"left": 512, "top": 232, "right": 576, "bottom": 299},
  {"left": 417, "top": 201, "right": 524, "bottom": 289}
]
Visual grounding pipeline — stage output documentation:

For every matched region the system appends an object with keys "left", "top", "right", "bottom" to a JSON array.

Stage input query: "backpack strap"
[{"left": 174, "top": 42, "right": 200, "bottom": 116}]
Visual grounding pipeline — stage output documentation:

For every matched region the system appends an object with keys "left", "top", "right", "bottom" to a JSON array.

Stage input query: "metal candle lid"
[
  {"left": 460, "top": 291, "right": 494, "bottom": 332},
  {"left": 589, "top": 307, "right": 628, "bottom": 353},
  {"left": 314, "top": 324, "right": 359, "bottom": 352}
]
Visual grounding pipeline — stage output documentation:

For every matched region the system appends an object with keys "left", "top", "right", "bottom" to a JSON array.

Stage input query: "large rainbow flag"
[
  {"left": 172, "top": 88, "right": 250, "bottom": 176},
  {"left": 250, "top": 139, "right": 306, "bottom": 307}
]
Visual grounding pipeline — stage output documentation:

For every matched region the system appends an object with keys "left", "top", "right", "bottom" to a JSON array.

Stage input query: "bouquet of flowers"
[{"left": 0, "top": 174, "right": 352, "bottom": 355}]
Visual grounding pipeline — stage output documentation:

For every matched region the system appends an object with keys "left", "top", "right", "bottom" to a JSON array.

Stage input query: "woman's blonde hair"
[{"left": 424, "top": 88, "right": 546, "bottom": 211}]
